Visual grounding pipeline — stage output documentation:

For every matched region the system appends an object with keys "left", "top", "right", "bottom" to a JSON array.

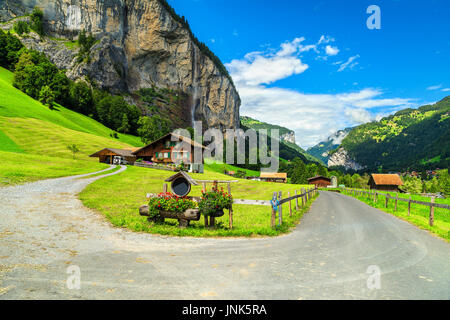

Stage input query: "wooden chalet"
[
  {"left": 89, "top": 148, "right": 139, "bottom": 164},
  {"left": 132, "top": 132, "right": 206, "bottom": 173},
  {"left": 259, "top": 172, "right": 288, "bottom": 183},
  {"left": 307, "top": 175, "right": 331, "bottom": 188},
  {"left": 368, "top": 174, "right": 403, "bottom": 192}
]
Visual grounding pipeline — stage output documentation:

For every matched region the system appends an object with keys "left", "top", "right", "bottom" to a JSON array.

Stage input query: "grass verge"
[
  {"left": 336, "top": 189, "right": 450, "bottom": 241},
  {"left": 80, "top": 166, "right": 318, "bottom": 237}
]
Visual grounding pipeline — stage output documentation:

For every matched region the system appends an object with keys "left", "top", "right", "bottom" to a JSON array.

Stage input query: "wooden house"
[
  {"left": 368, "top": 174, "right": 403, "bottom": 192},
  {"left": 132, "top": 132, "right": 206, "bottom": 173},
  {"left": 259, "top": 172, "right": 288, "bottom": 183},
  {"left": 307, "top": 175, "right": 331, "bottom": 188},
  {"left": 89, "top": 148, "right": 138, "bottom": 164}
]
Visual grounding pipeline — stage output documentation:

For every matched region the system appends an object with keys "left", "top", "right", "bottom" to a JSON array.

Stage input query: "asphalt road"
[{"left": 0, "top": 169, "right": 449, "bottom": 299}]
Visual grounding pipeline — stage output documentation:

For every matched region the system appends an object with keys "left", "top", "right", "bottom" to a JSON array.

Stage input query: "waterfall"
[{"left": 191, "top": 46, "right": 199, "bottom": 126}]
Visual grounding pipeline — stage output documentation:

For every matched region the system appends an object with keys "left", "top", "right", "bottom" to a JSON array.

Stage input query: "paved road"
[{"left": 0, "top": 170, "right": 449, "bottom": 299}]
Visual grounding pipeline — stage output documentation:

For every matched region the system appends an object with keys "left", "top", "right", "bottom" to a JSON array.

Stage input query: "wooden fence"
[{"left": 341, "top": 187, "right": 449, "bottom": 226}]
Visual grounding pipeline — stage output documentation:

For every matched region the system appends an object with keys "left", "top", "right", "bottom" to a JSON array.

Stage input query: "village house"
[
  {"left": 89, "top": 148, "right": 139, "bottom": 165},
  {"left": 368, "top": 173, "right": 403, "bottom": 192},
  {"left": 132, "top": 132, "right": 207, "bottom": 173},
  {"left": 307, "top": 175, "right": 331, "bottom": 188},
  {"left": 259, "top": 172, "right": 288, "bottom": 183}
]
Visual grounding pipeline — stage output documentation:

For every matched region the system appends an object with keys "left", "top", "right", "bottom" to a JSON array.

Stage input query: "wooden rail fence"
[{"left": 341, "top": 187, "right": 449, "bottom": 227}]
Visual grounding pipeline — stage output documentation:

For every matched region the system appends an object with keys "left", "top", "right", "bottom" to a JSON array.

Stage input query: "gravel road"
[{"left": 0, "top": 169, "right": 449, "bottom": 300}]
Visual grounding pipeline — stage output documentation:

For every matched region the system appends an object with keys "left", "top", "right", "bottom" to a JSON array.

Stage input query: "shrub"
[
  {"left": 14, "top": 20, "right": 30, "bottom": 35},
  {"left": 30, "top": 7, "right": 44, "bottom": 36}
]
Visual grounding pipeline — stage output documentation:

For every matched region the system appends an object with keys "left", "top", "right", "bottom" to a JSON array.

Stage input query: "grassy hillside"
[
  {"left": 340, "top": 97, "right": 450, "bottom": 172},
  {"left": 0, "top": 67, "right": 143, "bottom": 147}
]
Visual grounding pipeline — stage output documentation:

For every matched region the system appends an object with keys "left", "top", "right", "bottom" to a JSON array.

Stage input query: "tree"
[
  {"left": 14, "top": 20, "right": 30, "bottom": 35},
  {"left": 290, "top": 158, "right": 308, "bottom": 184},
  {"left": 30, "top": 7, "right": 44, "bottom": 36},
  {"left": 67, "top": 144, "right": 80, "bottom": 159},
  {"left": 69, "top": 81, "right": 93, "bottom": 115},
  {"left": 39, "top": 85, "right": 55, "bottom": 108},
  {"left": 137, "top": 115, "right": 171, "bottom": 144},
  {"left": 117, "top": 114, "right": 130, "bottom": 134}
]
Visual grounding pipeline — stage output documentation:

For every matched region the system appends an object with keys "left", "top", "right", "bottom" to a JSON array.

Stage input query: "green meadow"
[{"left": 80, "top": 166, "right": 317, "bottom": 237}]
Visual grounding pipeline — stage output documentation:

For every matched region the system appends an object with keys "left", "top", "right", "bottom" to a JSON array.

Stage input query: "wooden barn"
[
  {"left": 307, "top": 175, "right": 331, "bottom": 188},
  {"left": 259, "top": 172, "right": 288, "bottom": 183},
  {"left": 368, "top": 174, "right": 403, "bottom": 192},
  {"left": 89, "top": 148, "right": 138, "bottom": 164},
  {"left": 132, "top": 132, "right": 206, "bottom": 173}
]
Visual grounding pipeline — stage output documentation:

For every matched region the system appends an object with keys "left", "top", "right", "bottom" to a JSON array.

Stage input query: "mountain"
[
  {"left": 306, "top": 128, "right": 353, "bottom": 164},
  {"left": 336, "top": 96, "right": 450, "bottom": 172},
  {"left": 240, "top": 116, "right": 322, "bottom": 164},
  {"left": 0, "top": 0, "right": 240, "bottom": 130}
]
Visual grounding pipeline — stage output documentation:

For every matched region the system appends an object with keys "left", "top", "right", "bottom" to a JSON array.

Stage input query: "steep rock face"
[
  {"left": 280, "top": 131, "right": 295, "bottom": 144},
  {"left": 0, "top": 0, "right": 241, "bottom": 130},
  {"left": 328, "top": 148, "right": 365, "bottom": 171}
]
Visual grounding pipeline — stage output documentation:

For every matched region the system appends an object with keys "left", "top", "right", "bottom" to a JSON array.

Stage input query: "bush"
[
  {"left": 14, "top": 20, "right": 30, "bottom": 35},
  {"left": 148, "top": 192, "right": 198, "bottom": 219},
  {"left": 30, "top": 7, "right": 44, "bottom": 36},
  {"left": 198, "top": 184, "right": 233, "bottom": 216},
  {"left": 38, "top": 85, "right": 55, "bottom": 108}
]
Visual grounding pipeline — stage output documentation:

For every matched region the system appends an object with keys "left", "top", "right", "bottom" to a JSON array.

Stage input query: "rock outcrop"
[
  {"left": 328, "top": 148, "right": 365, "bottom": 171},
  {"left": 280, "top": 131, "right": 295, "bottom": 144},
  {"left": 0, "top": 0, "right": 241, "bottom": 130}
]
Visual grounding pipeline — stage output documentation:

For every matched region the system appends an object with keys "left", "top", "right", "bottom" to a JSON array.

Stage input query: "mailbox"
[{"left": 165, "top": 171, "right": 198, "bottom": 197}]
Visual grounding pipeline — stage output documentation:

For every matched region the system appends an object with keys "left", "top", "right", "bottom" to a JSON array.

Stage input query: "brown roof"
[
  {"left": 89, "top": 148, "right": 136, "bottom": 158},
  {"left": 132, "top": 132, "right": 206, "bottom": 155},
  {"left": 260, "top": 172, "right": 288, "bottom": 179},
  {"left": 307, "top": 175, "right": 331, "bottom": 182},
  {"left": 370, "top": 174, "right": 403, "bottom": 186}
]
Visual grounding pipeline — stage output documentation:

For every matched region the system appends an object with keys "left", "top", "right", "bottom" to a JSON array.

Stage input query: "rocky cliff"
[
  {"left": 328, "top": 148, "right": 364, "bottom": 171},
  {"left": 0, "top": 0, "right": 241, "bottom": 130}
]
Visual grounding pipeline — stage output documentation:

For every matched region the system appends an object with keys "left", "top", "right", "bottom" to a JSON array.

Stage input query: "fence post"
[
  {"left": 395, "top": 193, "right": 398, "bottom": 212},
  {"left": 408, "top": 196, "right": 411, "bottom": 216},
  {"left": 385, "top": 195, "right": 388, "bottom": 208},
  {"left": 288, "top": 191, "right": 292, "bottom": 216},
  {"left": 295, "top": 190, "right": 299, "bottom": 211},
  {"left": 202, "top": 182, "right": 208, "bottom": 227},
  {"left": 429, "top": 197, "right": 435, "bottom": 226},
  {"left": 228, "top": 182, "right": 233, "bottom": 230},
  {"left": 163, "top": 183, "right": 168, "bottom": 193},
  {"left": 278, "top": 191, "right": 283, "bottom": 226},
  {"left": 271, "top": 191, "right": 277, "bottom": 228},
  {"left": 301, "top": 188, "right": 305, "bottom": 207}
]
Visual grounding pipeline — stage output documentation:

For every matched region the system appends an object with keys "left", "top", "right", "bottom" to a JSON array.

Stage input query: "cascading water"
[{"left": 191, "top": 46, "right": 200, "bottom": 126}]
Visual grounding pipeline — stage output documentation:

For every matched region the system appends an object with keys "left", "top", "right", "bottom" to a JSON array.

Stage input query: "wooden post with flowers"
[
  {"left": 228, "top": 182, "right": 233, "bottom": 230},
  {"left": 202, "top": 182, "right": 208, "bottom": 227}
]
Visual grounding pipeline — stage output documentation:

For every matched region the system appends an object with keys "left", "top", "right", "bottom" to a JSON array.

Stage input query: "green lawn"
[
  {"left": 0, "top": 150, "right": 108, "bottom": 186},
  {"left": 337, "top": 188, "right": 450, "bottom": 241},
  {"left": 0, "top": 67, "right": 142, "bottom": 147},
  {"left": 80, "top": 166, "right": 317, "bottom": 237},
  {"left": 204, "top": 158, "right": 260, "bottom": 177}
]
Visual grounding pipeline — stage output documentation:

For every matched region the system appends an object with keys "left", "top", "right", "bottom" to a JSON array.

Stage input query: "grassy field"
[
  {"left": 204, "top": 158, "right": 260, "bottom": 177},
  {"left": 80, "top": 166, "right": 317, "bottom": 237},
  {"left": 335, "top": 188, "right": 450, "bottom": 241},
  {"left": 0, "top": 150, "right": 108, "bottom": 186},
  {"left": 0, "top": 67, "right": 142, "bottom": 147}
]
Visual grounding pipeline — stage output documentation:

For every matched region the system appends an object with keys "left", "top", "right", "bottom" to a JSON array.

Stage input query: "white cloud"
[
  {"left": 337, "top": 55, "right": 360, "bottom": 72},
  {"left": 441, "top": 88, "right": 450, "bottom": 92},
  {"left": 318, "top": 35, "right": 335, "bottom": 44},
  {"left": 325, "top": 45, "right": 339, "bottom": 56},
  {"left": 226, "top": 39, "right": 415, "bottom": 148},
  {"left": 427, "top": 84, "right": 442, "bottom": 90}
]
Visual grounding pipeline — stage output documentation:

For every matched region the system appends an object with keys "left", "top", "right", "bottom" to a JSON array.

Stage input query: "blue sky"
[{"left": 168, "top": 0, "right": 450, "bottom": 147}]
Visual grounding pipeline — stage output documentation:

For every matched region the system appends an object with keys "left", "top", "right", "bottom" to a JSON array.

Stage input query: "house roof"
[
  {"left": 307, "top": 175, "right": 331, "bottom": 182},
  {"left": 370, "top": 174, "right": 403, "bottom": 186},
  {"left": 89, "top": 148, "right": 137, "bottom": 158},
  {"left": 260, "top": 172, "right": 288, "bottom": 179},
  {"left": 132, "top": 132, "right": 206, "bottom": 155},
  {"left": 164, "top": 171, "right": 199, "bottom": 185}
]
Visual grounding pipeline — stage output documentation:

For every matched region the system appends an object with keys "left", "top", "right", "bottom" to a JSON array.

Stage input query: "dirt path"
[{"left": 0, "top": 173, "right": 449, "bottom": 299}]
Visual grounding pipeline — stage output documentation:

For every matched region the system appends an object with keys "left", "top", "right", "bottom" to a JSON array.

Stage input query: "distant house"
[
  {"left": 368, "top": 174, "right": 403, "bottom": 192},
  {"left": 89, "top": 148, "right": 139, "bottom": 164},
  {"left": 259, "top": 172, "right": 287, "bottom": 183},
  {"left": 307, "top": 175, "right": 331, "bottom": 188},
  {"left": 132, "top": 132, "right": 206, "bottom": 173}
]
